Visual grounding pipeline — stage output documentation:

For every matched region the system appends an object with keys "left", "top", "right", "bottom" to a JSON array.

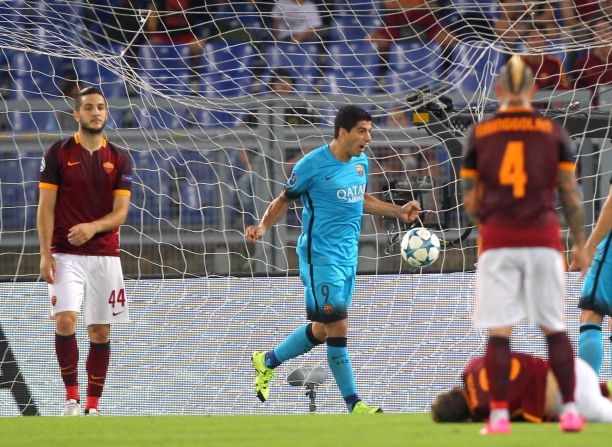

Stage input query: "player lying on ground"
[{"left": 431, "top": 352, "right": 612, "bottom": 424}]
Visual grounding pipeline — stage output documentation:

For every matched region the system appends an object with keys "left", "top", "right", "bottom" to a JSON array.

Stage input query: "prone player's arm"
[
  {"left": 246, "top": 190, "right": 292, "bottom": 242},
  {"left": 38, "top": 187, "right": 58, "bottom": 284},
  {"left": 363, "top": 193, "right": 420, "bottom": 223},
  {"left": 67, "top": 194, "right": 130, "bottom": 247}
]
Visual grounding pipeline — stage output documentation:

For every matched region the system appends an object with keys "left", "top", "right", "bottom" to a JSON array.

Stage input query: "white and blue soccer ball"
[{"left": 400, "top": 227, "right": 441, "bottom": 268}]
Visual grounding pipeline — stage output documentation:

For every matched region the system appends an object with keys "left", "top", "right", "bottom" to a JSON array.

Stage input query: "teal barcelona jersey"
[{"left": 284, "top": 144, "right": 368, "bottom": 266}]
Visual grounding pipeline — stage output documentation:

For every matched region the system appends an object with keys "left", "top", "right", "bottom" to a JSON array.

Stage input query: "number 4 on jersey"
[
  {"left": 108, "top": 289, "right": 126, "bottom": 308},
  {"left": 499, "top": 141, "right": 528, "bottom": 198}
]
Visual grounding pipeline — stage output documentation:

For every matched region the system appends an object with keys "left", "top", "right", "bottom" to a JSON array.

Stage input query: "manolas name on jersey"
[{"left": 285, "top": 144, "right": 368, "bottom": 266}]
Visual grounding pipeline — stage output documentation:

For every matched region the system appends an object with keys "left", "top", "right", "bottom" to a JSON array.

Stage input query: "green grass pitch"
[{"left": 1, "top": 413, "right": 611, "bottom": 446}]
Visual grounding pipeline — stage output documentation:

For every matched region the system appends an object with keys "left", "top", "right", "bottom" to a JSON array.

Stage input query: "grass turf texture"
[{"left": 1, "top": 413, "right": 611, "bottom": 446}]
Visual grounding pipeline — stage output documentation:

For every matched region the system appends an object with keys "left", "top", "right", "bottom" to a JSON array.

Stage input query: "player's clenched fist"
[
  {"left": 398, "top": 200, "right": 421, "bottom": 223},
  {"left": 245, "top": 225, "right": 266, "bottom": 242}
]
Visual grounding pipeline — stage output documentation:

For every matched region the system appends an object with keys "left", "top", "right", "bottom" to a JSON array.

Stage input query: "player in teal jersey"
[
  {"left": 246, "top": 105, "right": 421, "bottom": 413},
  {"left": 573, "top": 179, "right": 612, "bottom": 377}
]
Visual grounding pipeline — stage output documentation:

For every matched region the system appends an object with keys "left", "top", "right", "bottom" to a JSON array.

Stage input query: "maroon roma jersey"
[
  {"left": 461, "top": 108, "right": 575, "bottom": 252},
  {"left": 524, "top": 55, "right": 570, "bottom": 90},
  {"left": 463, "top": 353, "right": 549, "bottom": 423},
  {"left": 39, "top": 134, "right": 132, "bottom": 256}
]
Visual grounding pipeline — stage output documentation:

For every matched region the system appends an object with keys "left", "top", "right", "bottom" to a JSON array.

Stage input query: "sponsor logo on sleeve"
[
  {"left": 288, "top": 172, "right": 296, "bottom": 186},
  {"left": 121, "top": 174, "right": 132, "bottom": 182},
  {"left": 39, "top": 158, "right": 46, "bottom": 172}
]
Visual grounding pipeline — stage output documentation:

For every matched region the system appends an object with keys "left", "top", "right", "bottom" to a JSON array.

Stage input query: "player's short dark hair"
[
  {"left": 498, "top": 55, "right": 534, "bottom": 96},
  {"left": 431, "top": 387, "right": 471, "bottom": 422},
  {"left": 74, "top": 86, "right": 107, "bottom": 112},
  {"left": 334, "top": 105, "right": 372, "bottom": 138}
]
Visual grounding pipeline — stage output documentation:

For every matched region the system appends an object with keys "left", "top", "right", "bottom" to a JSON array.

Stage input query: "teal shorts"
[
  {"left": 579, "top": 235, "right": 612, "bottom": 316},
  {"left": 299, "top": 260, "right": 356, "bottom": 323}
]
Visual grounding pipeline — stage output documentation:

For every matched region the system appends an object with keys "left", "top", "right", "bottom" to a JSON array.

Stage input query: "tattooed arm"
[{"left": 557, "top": 169, "right": 587, "bottom": 273}]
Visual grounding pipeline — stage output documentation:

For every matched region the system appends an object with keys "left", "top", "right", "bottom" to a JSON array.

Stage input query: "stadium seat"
[
  {"left": 177, "top": 151, "right": 222, "bottom": 227},
  {"left": 233, "top": 2, "right": 267, "bottom": 38},
  {"left": 75, "top": 50, "right": 129, "bottom": 99},
  {"left": 31, "top": 0, "right": 85, "bottom": 47},
  {"left": 329, "top": 1, "right": 383, "bottom": 41},
  {"left": 0, "top": 154, "right": 40, "bottom": 229},
  {"left": 201, "top": 41, "right": 257, "bottom": 97},
  {"left": 137, "top": 44, "right": 194, "bottom": 129},
  {"left": 447, "top": 41, "right": 504, "bottom": 95},
  {"left": 387, "top": 41, "right": 444, "bottom": 94},
  {"left": 74, "top": 49, "right": 130, "bottom": 128},
  {"left": 197, "top": 42, "right": 257, "bottom": 128},
  {"left": 8, "top": 51, "right": 67, "bottom": 98},
  {"left": 127, "top": 151, "right": 172, "bottom": 227},
  {"left": 0, "top": 0, "right": 27, "bottom": 39},
  {"left": 133, "top": 105, "right": 190, "bottom": 130},
  {"left": 139, "top": 43, "right": 195, "bottom": 97},
  {"left": 7, "top": 51, "right": 68, "bottom": 132},
  {"left": 265, "top": 42, "right": 321, "bottom": 93},
  {"left": 326, "top": 41, "right": 382, "bottom": 95}
]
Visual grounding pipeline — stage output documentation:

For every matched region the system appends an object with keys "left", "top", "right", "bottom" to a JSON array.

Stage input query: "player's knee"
[
  {"left": 324, "top": 318, "right": 348, "bottom": 338},
  {"left": 580, "top": 309, "right": 604, "bottom": 324},
  {"left": 55, "top": 312, "right": 77, "bottom": 335},
  {"left": 87, "top": 324, "right": 110, "bottom": 343},
  {"left": 308, "top": 322, "right": 326, "bottom": 344}
]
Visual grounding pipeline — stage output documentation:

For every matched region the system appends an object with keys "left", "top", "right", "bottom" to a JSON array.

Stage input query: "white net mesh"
[
  {"left": 1, "top": 1, "right": 610, "bottom": 280},
  {"left": 0, "top": 0, "right": 611, "bottom": 415}
]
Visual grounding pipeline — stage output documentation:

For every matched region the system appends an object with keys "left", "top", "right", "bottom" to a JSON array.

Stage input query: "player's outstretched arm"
[
  {"left": 363, "top": 193, "right": 420, "bottom": 222},
  {"left": 575, "top": 185, "right": 612, "bottom": 270},
  {"left": 246, "top": 190, "right": 292, "bottom": 242}
]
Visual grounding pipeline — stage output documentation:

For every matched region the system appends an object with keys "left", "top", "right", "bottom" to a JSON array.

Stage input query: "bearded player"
[{"left": 38, "top": 87, "right": 132, "bottom": 416}]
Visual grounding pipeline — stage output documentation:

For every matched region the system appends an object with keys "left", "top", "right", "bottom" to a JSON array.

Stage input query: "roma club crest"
[{"left": 102, "top": 161, "right": 114, "bottom": 173}]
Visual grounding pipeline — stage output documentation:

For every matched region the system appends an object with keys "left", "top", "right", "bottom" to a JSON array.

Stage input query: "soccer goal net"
[{"left": 0, "top": 0, "right": 610, "bottom": 416}]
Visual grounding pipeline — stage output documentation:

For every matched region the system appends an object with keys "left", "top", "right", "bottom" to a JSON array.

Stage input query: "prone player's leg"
[{"left": 574, "top": 357, "right": 612, "bottom": 422}]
